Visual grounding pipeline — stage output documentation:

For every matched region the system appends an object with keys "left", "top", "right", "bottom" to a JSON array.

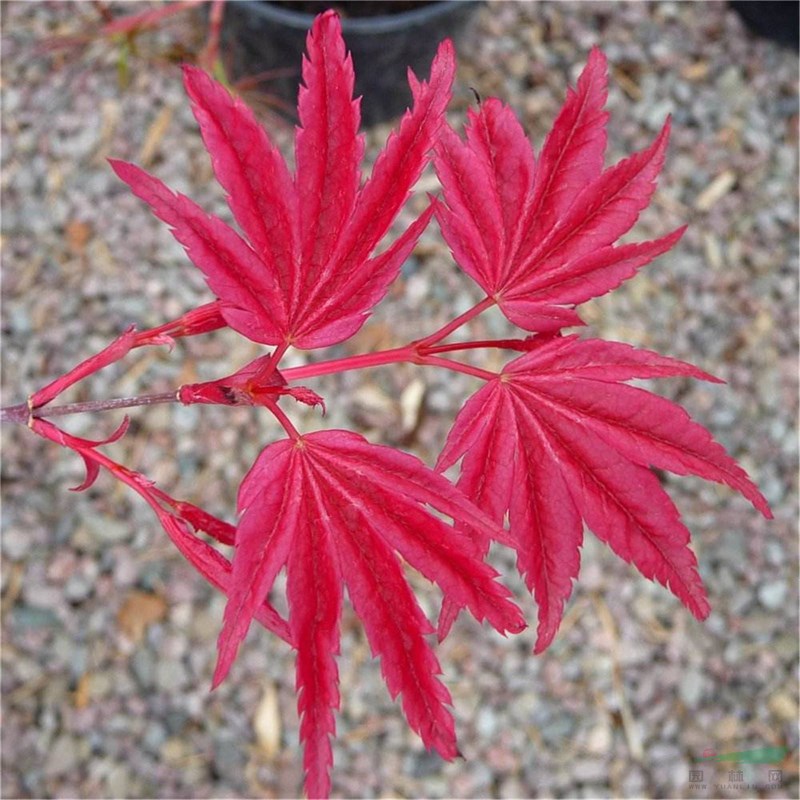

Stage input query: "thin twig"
[{"left": 0, "top": 392, "right": 179, "bottom": 424}]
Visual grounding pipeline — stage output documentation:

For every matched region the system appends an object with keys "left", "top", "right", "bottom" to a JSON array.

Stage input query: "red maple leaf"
[
  {"left": 110, "top": 10, "right": 454, "bottom": 350},
  {"left": 436, "top": 335, "right": 772, "bottom": 651},
  {"left": 214, "top": 429, "right": 525, "bottom": 798},
  {"left": 433, "top": 47, "right": 685, "bottom": 332}
]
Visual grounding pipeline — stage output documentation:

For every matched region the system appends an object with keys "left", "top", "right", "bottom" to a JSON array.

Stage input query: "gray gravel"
[{"left": 2, "top": 2, "right": 797, "bottom": 798}]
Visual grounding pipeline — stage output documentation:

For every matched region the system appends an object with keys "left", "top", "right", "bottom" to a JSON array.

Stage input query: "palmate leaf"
[
  {"left": 214, "top": 430, "right": 525, "bottom": 798},
  {"left": 112, "top": 11, "right": 455, "bottom": 351},
  {"left": 436, "top": 335, "right": 772, "bottom": 652},
  {"left": 433, "top": 47, "right": 682, "bottom": 333}
]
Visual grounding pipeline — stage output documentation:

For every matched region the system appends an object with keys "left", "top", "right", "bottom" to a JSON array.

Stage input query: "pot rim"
[{"left": 229, "top": 0, "right": 478, "bottom": 34}]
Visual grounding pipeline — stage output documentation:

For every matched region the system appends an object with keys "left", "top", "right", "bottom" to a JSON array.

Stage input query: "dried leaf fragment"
[
  {"left": 117, "top": 590, "right": 168, "bottom": 643},
  {"left": 253, "top": 681, "right": 282, "bottom": 759}
]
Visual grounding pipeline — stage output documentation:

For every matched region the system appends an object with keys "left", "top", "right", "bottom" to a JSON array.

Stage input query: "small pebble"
[
  {"left": 44, "top": 735, "right": 80, "bottom": 778},
  {"left": 679, "top": 669, "right": 705, "bottom": 707},
  {"left": 758, "top": 580, "right": 789, "bottom": 610}
]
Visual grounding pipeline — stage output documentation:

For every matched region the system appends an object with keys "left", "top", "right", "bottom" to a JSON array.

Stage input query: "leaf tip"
[
  {"left": 692, "top": 597, "right": 712, "bottom": 621},
  {"left": 533, "top": 624, "right": 557, "bottom": 655},
  {"left": 750, "top": 489, "right": 774, "bottom": 520},
  {"left": 507, "top": 614, "right": 527, "bottom": 637},
  {"left": 656, "top": 115, "right": 672, "bottom": 148},
  {"left": 436, "top": 36, "right": 456, "bottom": 67},
  {"left": 436, "top": 600, "right": 459, "bottom": 641},
  {"left": 311, "top": 6, "right": 343, "bottom": 42},
  {"left": 106, "top": 157, "right": 129, "bottom": 178},
  {"left": 210, "top": 655, "right": 232, "bottom": 691},
  {"left": 181, "top": 62, "right": 213, "bottom": 100},
  {"left": 180, "top": 61, "right": 202, "bottom": 82},
  {"left": 586, "top": 44, "right": 608, "bottom": 76},
  {"left": 424, "top": 34, "right": 456, "bottom": 93}
]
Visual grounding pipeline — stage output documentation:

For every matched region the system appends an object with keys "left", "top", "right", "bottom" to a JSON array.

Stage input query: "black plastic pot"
[
  {"left": 220, "top": 0, "right": 479, "bottom": 125},
  {"left": 729, "top": 1, "right": 799, "bottom": 50}
]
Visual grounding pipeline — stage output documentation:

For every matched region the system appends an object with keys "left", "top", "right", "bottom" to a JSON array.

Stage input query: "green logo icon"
[{"left": 698, "top": 747, "right": 787, "bottom": 764}]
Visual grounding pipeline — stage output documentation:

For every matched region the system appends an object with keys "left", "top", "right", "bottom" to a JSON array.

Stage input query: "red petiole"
[{"left": 1, "top": 297, "right": 510, "bottom": 425}]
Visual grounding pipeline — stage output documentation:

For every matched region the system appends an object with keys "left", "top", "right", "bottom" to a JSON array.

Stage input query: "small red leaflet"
[
  {"left": 176, "top": 353, "right": 324, "bottom": 412},
  {"left": 436, "top": 335, "right": 772, "bottom": 651},
  {"left": 216, "top": 430, "right": 525, "bottom": 798},
  {"left": 110, "top": 10, "right": 454, "bottom": 350},
  {"left": 29, "top": 417, "right": 292, "bottom": 645}
]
